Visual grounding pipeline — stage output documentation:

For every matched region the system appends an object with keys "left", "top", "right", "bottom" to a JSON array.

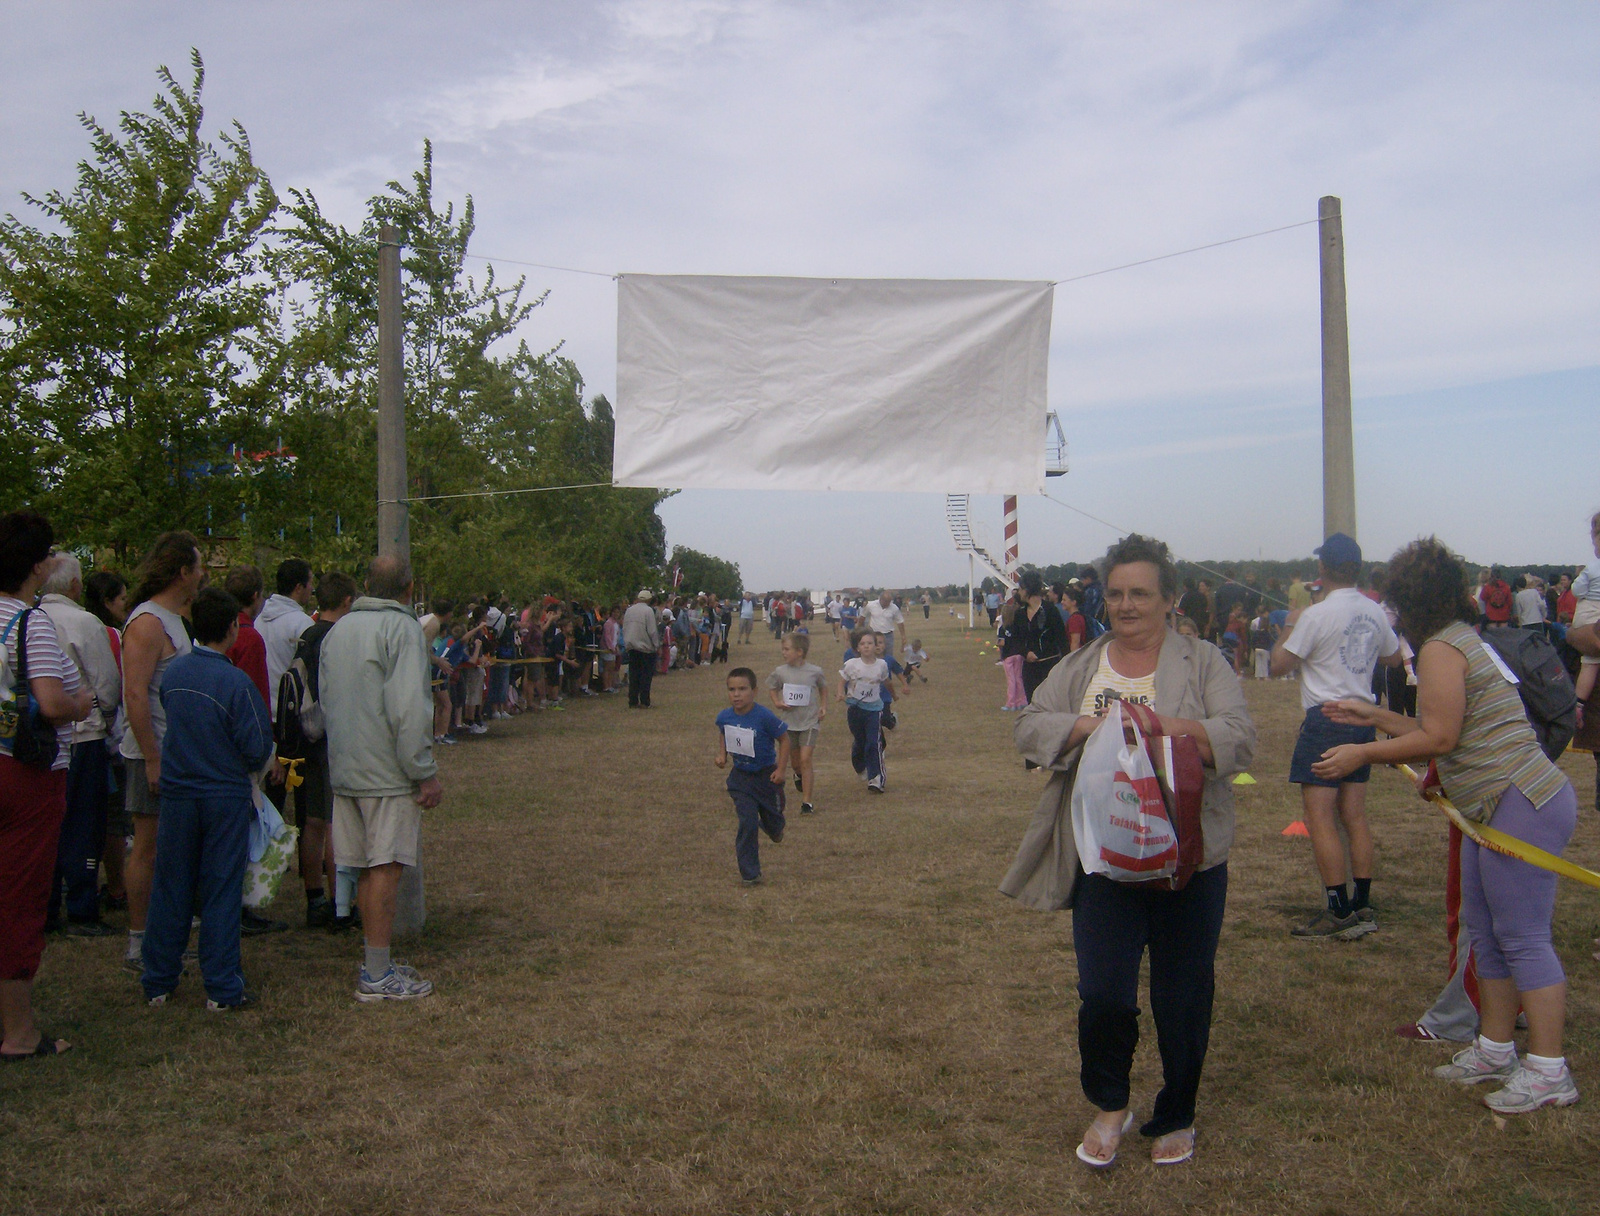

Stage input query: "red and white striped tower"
[{"left": 1002, "top": 495, "right": 1019, "bottom": 584}]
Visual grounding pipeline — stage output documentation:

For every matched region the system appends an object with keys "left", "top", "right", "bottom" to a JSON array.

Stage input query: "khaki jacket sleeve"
[{"left": 1192, "top": 642, "right": 1256, "bottom": 778}]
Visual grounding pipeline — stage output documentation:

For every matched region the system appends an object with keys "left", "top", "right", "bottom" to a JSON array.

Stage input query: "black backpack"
[
  {"left": 1480, "top": 626, "right": 1577, "bottom": 761},
  {"left": 274, "top": 627, "right": 329, "bottom": 760}
]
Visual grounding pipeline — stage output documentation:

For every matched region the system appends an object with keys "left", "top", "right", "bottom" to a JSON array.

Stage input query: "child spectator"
[
  {"left": 714, "top": 668, "right": 789, "bottom": 885},
  {"left": 141, "top": 586, "right": 273, "bottom": 1011},
  {"left": 1249, "top": 608, "right": 1276, "bottom": 679},
  {"left": 766, "top": 633, "right": 828, "bottom": 815},
  {"left": 838, "top": 630, "right": 891, "bottom": 793},
  {"left": 601, "top": 605, "right": 622, "bottom": 693}
]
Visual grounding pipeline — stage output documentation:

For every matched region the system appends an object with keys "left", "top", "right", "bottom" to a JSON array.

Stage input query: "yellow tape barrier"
[{"left": 1395, "top": 763, "right": 1600, "bottom": 890}]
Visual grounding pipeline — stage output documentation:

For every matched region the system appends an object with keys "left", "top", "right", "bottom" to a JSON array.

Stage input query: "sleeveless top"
[
  {"left": 119, "top": 600, "right": 192, "bottom": 761},
  {"left": 1429, "top": 621, "right": 1567, "bottom": 823}
]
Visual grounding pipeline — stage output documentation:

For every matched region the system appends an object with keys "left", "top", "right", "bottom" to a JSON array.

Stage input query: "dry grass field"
[{"left": 3, "top": 607, "right": 1599, "bottom": 1215}]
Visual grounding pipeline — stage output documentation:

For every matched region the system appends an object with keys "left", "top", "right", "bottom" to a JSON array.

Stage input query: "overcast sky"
[{"left": 4, "top": 2, "right": 1596, "bottom": 589}]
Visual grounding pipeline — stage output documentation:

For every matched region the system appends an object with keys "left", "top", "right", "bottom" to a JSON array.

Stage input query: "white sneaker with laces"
[
  {"left": 1433, "top": 1043, "right": 1519, "bottom": 1085},
  {"left": 355, "top": 963, "right": 434, "bottom": 1002},
  {"left": 1483, "top": 1063, "right": 1579, "bottom": 1113}
]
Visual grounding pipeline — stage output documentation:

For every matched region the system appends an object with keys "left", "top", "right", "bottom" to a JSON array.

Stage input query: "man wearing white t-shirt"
[
  {"left": 861, "top": 590, "right": 906, "bottom": 657},
  {"left": 1270, "top": 532, "right": 1401, "bottom": 941}
]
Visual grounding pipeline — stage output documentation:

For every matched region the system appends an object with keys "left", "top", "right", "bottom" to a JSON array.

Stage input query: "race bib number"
[
  {"left": 723, "top": 724, "right": 757, "bottom": 758},
  {"left": 782, "top": 682, "right": 812, "bottom": 707}
]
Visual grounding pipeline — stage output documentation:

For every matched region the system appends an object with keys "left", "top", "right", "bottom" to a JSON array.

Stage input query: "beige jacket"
[{"left": 999, "top": 629, "right": 1256, "bottom": 911}]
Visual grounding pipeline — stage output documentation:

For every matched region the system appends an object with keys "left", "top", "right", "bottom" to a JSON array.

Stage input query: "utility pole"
[
  {"left": 1319, "top": 196, "right": 1356, "bottom": 540},
  {"left": 376, "top": 225, "right": 410, "bottom": 558},
  {"left": 376, "top": 224, "right": 424, "bottom": 934}
]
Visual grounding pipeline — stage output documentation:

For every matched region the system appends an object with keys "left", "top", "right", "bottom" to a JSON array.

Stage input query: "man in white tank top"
[{"left": 119, "top": 533, "right": 204, "bottom": 970}]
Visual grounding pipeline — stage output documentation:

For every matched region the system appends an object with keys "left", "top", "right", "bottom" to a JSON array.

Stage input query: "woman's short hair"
[
  {"left": 1383, "top": 537, "right": 1476, "bottom": 645},
  {"left": 0, "top": 510, "right": 54, "bottom": 595},
  {"left": 1099, "top": 533, "right": 1179, "bottom": 601}
]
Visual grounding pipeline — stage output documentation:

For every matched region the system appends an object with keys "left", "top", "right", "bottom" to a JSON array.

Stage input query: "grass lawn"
[{"left": 3, "top": 607, "right": 1598, "bottom": 1215}]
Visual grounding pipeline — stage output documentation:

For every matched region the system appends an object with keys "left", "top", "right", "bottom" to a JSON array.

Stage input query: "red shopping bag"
[
  {"left": 1122, "top": 701, "right": 1206, "bottom": 890},
  {"left": 1071, "top": 700, "right": 1180, "bottom": 882}
]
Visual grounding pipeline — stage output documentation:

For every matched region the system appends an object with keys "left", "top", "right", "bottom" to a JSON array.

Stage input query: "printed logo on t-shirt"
[
  {"left": 723, "top": 724, "right": 756, "bottom": 758},
  {"left": 1337, "top": 616, "right": 1384, "bottom": 675},
  {"left": 1090, "top": 687, "right": 1153, "bottom": 714},
  {"left": 782, "top": 682, "right": 812, "bottom": 707}
]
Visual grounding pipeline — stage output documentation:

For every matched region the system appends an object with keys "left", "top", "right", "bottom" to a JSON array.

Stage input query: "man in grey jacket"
[
  {"left": 320, "top": 554, "right": 441, "bottom": 1001},
  {"left": 38, "top": 555, "right": 122, "bottom": 935},
  {"left": 622, "top": 589, "right": 661, "bottom": 708}
]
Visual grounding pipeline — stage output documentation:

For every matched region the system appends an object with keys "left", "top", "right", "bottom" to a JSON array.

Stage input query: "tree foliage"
[
  {"left": 669, "top": 545, "right": 742, "bottom": 600},
  {"left": 1, "top": 56, "right": 686, "bottom": 600}
]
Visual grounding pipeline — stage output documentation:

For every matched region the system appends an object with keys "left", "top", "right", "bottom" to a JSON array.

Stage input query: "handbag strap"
[
  {"left": 1121, "top": 699, "right": 1163, "bottom": 739},
  {"left": 1, "top": 608, "right": 31, "bottom": 687}
]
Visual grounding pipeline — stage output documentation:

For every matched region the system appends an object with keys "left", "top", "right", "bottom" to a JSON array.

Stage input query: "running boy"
[
  {"left": 838, "top": 630, "right": 891, "bottom": 793},
  {"left": 902, "top": 638, "right": 929, "bottom": 682},
  {"left": 714, "top": 668, "right": 789, "bottom": 885},
  {"left": 767, "top": 633, "right": 828, "bottom": 815}
]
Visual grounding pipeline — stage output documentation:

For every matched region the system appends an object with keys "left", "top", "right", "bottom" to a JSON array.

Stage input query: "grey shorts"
[
  {"left": 124, "top": 758, "right": 158, "bottom": 817},
  {"left": 787, "top": 727, "right": 820, "bottom": 749},
  {"left": 333, "top": 793, "right": 422, "bottom": 869}
]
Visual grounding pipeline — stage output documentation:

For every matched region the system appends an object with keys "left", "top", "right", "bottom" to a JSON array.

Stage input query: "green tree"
[
  {"left": 0, "top": 52, "right": 278, "bottom": 559},
  {"left": 669, "top": 545, "right": 742, "bottom": 600},
  {"left": 268, "top": 143, "right": 667, "bottom": 598}
]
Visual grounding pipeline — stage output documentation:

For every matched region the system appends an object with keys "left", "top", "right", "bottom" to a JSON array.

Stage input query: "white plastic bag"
[{"left": 1069, "top": 699, "right": 1179, "bottom": 882}]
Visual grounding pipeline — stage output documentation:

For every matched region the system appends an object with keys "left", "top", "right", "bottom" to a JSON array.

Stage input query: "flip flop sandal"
[
  {"left": 1075, "top": 1110, "right": 1135, "bottom": 1168},
  {"left": 1, "top": 1035, "right": 69, "bottom": 1063},
  {"left": 1152, "top": 1128, "right": 1196, "bottom": 1166}
]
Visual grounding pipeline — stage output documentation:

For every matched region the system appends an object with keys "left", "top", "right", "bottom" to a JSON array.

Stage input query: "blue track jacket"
[{"left": 158, "top": 645, "right": 274, "bottom": 798}]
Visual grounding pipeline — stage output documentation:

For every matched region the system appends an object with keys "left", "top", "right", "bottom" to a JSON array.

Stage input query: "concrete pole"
[
  {"left": 375, "top": 224, "right": 424, "bottom": 935},
  {"left": 1318, "top": 196, "right": 1356, "bottom": 540},
  {"left": 376, "top": 226, "right": 410, "bottom": 558},
  {"left": 968, "top": 552, "right": 975, "bottom": 630}
]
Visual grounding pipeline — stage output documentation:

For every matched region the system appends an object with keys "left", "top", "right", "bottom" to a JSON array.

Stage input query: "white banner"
[{"left": 614, "top": 275, "right": 1053, "bottom": 494}]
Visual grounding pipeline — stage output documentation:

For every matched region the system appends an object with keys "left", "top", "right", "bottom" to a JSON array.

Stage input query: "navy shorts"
[{"left": 1289, "top": 704, "right": 1376, "bottom": 786}]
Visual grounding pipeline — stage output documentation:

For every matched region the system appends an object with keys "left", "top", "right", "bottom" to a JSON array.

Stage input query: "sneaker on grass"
[
  {"left": 1434, "top": 1043, "right": 1519, "bottom": 1085},
  {"left": 206, "top": 990, "right": 257, "bottom": 1012},
  {"left": 1290, "top": 910, "right": 1372, "bottom": 940},
  {"left": 355, "top": 963, "right": 434, "bottom": 1003},
  {"left": 1483, "top": 1064, "right": 1579, "bottom": 1112}
]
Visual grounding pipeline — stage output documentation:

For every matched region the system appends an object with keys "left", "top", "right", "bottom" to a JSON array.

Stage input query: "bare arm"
[
  {"left": 772, "top": 731, "right": 790, "bottom": 782},
  {"left": 120, "top": 613, "right": 169, "bottom": 781},
  {"left": 714, "top": 724, "right": 728, "bottom": 768},
  {"left": 1268, "top": 609, "right": 1302, "bottom": 678},
  {"left": 32, "top": 675, "right": 91, "bottom": 724}
]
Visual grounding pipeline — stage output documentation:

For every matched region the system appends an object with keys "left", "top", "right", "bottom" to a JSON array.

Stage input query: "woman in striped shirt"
[{"left": 1313, "top": 537, "right": 1579, "bottom": 1114}]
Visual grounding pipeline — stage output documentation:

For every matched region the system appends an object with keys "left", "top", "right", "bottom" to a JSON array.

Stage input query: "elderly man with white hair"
[{"left": 38, "top": 553, "right": 122, "bottom": 936}]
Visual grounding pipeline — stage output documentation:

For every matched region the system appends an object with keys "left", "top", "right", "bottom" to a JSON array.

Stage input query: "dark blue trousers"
[
  {"left": 142, "top": 793, "right": 252, "bottom": 1005},
  {"left": 52, "top": 738, "right": 109, "bottom": 923},
  {"left": 727, "top": 766, "right": 785, "bottom": 882},
  {"left": 1073, "top": 863, "right": 1228, "bottom": 1137},
  {"left": 847, "top": 704, "right": 884, "bottom": 784}
]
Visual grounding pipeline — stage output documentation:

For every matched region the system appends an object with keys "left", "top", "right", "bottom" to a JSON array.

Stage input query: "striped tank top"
[
  {"left": 1430, "top": 621, "right": 1567, "bottom": 823},
  {"left": 118, "top": 600, "right": 192, "bottom": 761}
]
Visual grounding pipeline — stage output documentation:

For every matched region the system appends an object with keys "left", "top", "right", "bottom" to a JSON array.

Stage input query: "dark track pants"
[
  {"left": 141, "top": 794, "right": 251, "bottom": 1006},
  {"left": 1073, "top": 863, "right": 1228, "bottom": 1137},
  {"left": 847, "top": 704, "right": 884, "bottom": 785},
  {"left": 627, "top": 649, "right": 656, "bottom": 707},
  {"left": 52, "top": 738, "right": 109, "bottom": 923},
  {"left": 727, "top": 766, "right": 785, "bottom": 881}
]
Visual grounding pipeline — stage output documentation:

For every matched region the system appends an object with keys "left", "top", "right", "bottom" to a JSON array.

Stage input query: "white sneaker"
[
  {"left": 1483, "top": 1063, "right": 1579, "bottom": 1113},
  {"left": 469, "top": 723, "right": 489, "bottom": 735},
  {"left": 355, "top": 963, "right": 434, "bottom": 1003},
  {"left": 1434, "top": 1043, "right": 1519, "bottom": 1085}
]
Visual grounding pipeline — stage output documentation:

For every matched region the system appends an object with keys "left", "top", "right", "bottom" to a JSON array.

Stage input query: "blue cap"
[{"left": 1315, "top": 532, "right": 1362, "bottom": 567}]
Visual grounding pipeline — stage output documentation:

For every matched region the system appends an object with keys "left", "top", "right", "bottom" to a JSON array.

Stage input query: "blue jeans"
[
  {"left": 142, "top": 792, "right": 252, "bottom": 1005},
  {"left": 727, "top": 766, "right": 785, "bottom": 881},
  {"left": 52, "top": 738, "right": 109, "bottom": 922},
  {"left": 489, "top": 661, "right": 510, "bottom": 706}
]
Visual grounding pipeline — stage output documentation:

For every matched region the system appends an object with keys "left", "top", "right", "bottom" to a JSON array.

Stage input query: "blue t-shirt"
[
  {"left": 840, "top": 605, "right": 859, "bottom": 629},
  {"left": 715, "top": 703, "right": 788, "bottom": 772}
]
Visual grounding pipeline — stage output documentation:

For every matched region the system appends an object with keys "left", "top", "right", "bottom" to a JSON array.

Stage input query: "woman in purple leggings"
[{"left": 1313, "top": 537, "right": 1579, "bottom": 1114}]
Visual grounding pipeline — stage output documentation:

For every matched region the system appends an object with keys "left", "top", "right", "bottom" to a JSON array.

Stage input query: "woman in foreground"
[
  {"left": 1001, "top": 534, "right": 1256, "bottom": 1166},
  {"left": 1313, "top": 537, "right": 1579, "bottom": 1113}
]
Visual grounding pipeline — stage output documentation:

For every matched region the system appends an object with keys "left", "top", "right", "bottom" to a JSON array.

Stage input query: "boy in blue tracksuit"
[
  {"left": 142, "top": 586, "right": 274, "bottom": 1010},
  {"left": 714, "top": 667, "right": 789, "bottom": 885}
]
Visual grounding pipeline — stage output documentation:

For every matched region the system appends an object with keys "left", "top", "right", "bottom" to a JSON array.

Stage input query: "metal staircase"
[{"left": 945, "top": 494, "right": 1014, "bottom": 589}]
